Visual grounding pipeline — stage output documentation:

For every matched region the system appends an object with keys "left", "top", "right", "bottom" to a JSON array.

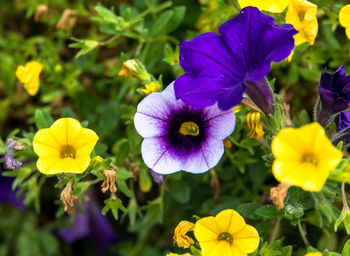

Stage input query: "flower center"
[
  {"left": 60, "top": 145, "right": 76, "bottom": 159},
  {"left": 179, "top": 121, "right": 199, "bottom": 136},
  {"left": 301, "top": 153, "right": 318, "bottom": 166},
  {"left": 217, "top": 232, "right": 233, "bottom": 244}
]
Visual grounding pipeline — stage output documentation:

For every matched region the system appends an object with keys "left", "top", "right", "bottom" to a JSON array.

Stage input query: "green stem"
[
  {"left": 270, "top": 216, "right": 282, "bottom": 242},
  {"left": 297, "top": 220, "right": 310, "bottom": 248},
  {"left": 342, "top": 182, "right": 349, "bottom": 210}
]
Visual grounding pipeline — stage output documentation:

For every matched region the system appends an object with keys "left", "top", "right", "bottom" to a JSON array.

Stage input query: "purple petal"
[
  {"left": 217, "top": 82, "right": 246, "bottom": 110},
  {"left": 60, "top": 212, "right": 90, "bottom": 243},
  {"left": 149, "top": 169, "right": 164, "bottom": 184},
  {"left": 5, "top": 139, "right": 23, "bottom": 170},
  {"left": 335, "top": 112, "right": 350, "bottom": 132},
  {"left": 0, "top": 176, "right": 25, "bottom": 209}
]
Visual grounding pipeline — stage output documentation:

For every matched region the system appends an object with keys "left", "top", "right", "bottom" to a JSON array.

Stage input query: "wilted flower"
[
  {"left": 119, "top": 59, "right": 137, "bottom": 77},
  {"left": 246, "top": 111, "right": 264, "bottom": 140},
  {"left": 32, "top": 118, "right": 99, "bottom": 174},
  {"left": 286, "top": 0, "right": 318, "bottom": 46},
  {"left": 56, "top": 9, "right": 77, "bottom": 30},
  {"left": 316, "top": 66, "right": 350, "bottom": 127},
  {"left": 141, "top": 82, "right": 160, "bottom": 94},
  {"left": 194, "top": 209, "right": 260, "bottom": 256},
  {"left": 238, "top": 0, "right": 288, "bottom": 13},
  {"left": 174, "top": 7, "right": 296, "bottom": 111},
  {"left": 335, "top": 112, "right": 350, "bottom": 132},
  {"left": 5, "top": 138, "right": 23, "bottom": 170},
  {"left": 34, "top": 5, "right": 48, "bottom": 22},
  {"left": 174, "top": 220, "right": 195, "bottom": 248},
  {"left": 134, "top": 82, "right": 235, "bottom": 174},
  {"left": 271, "top": 123, "right": 342, "bottom": 191},
  {"left": 16, "top": 61, "right": 43, "bottom": 96},
  {"left": 339, "top": 5, "right": 350, "bottom": 40},
  {"left": 59, "top": 190, "right": 118, "bottom": 251},
  {"left": 101, "top": 170, "right": 117, "bottom": 193},
  {"left": 270, "top": 183, "right": 290, "bottom": 210}
]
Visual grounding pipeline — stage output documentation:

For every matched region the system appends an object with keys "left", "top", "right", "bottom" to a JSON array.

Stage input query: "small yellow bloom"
[
  {"left": 232, "top": 104, "right": 244, "bottom": 113},
  {"left": 246, "top": 111, "right": 264, "bottom": 140},
  {"left": 339, "top": 5, "right": 350, "bottom": 40},
  {"left": 194, "top": 209, "right": 260, "bottom": 256},
  {"left": 167, "top": 253, "right": 192, "bottom": 256},
  {"left": 305, "top": 252, "right": 322, "bottom": 256},
  {"left": 174, "top": 220, "right": 195, "bottom": 248},
  {"left": 286, "top": 0, "right": 318, "bottom": 46},
  {"left": 272, "top": 123, "right": 342, "bottom": 191},
  {"left": 119, "top": 59, "right": 137, "bottom": 77},
  {"left": 238, "top": 0, "right": 288, "bottom": 13},
  {"left": 141, "top": 82, "right": 160, "bottom": 94},
  {"left": 33, "top": 118, "right": 99, "bottom": 175},
  {"left": 16, "top": 61, "right": 43, "bottom": 96}
]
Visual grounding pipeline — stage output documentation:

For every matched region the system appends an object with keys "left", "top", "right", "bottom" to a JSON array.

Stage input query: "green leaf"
[
  {"left": 190, "top": 246, "right": 202, "bottom": 256},
  {"left": 237, "top": 203, "right": 261, "bottom": 220},
  {"left": 162, "top": 6, "right": 186, "bottom": 34},
  {"left": 139, "top": 167, "right": 152, "bottom": 193},
  {"left": 34, "top": 109, "right": 53, "bottom": 129},
  {"left": 255, "top": 205, "right": 282, "bottom": 219},
  {"left": 102, "top": 197, "right": 127, "bottom": 220},
  {"left": 151, "top": 10, "right": 173, "bottom": 36},
  {"left": 170, "top": 179, "right": 190, "bottom": 203},
  {"left": 342, "top": 239, "right": 350, "bottom": 256}
]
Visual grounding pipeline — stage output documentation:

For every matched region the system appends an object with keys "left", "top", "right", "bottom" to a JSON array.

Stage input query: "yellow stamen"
[
  {"left": 217, "top": 232, "right": 233, "bottom": 244},
  {"left": 179, "top": 122, "right": 199, "bottom": 136},
  {"left": 60, "top": 145, "right": 76, "bottom": 159},
  {"left": 302, "top": 153, "right": 318, "bottom": 165}
]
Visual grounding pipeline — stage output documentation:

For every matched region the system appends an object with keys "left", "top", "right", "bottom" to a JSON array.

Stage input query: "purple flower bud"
[
  {"left": 316, "top": 66, "right": 350, "bottom": 127},
  {"left": 5, "top": 139, "right": 23, "bottom": 170},
  {"left": 149, "top": 169, "right": 163, "bottom": 184},
  {"left": 335, "top": 112, "right": 350, "bottom": 132},
  {"left": 245, "top": 78, "right": 275, "bottom": 116}
]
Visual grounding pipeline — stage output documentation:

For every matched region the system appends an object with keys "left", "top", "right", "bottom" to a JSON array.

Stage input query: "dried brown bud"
[
  {"left": 223, "top": 138, "right": 232, "bottom": 149},
  {"left": 210, "top": 169, "right": 220, "bottom": 203},
  {"left": 101, "top": 170, "right": 117, "bottom": 193},
  {"left": 270, "top": 183, "right": 291, "bottom": 210},
  {"left": 60, "top": 180, "right": 78, "bottom": 213},
  {"left": 35, "top": 5, "right": 48, "bottom": 22},
  {"left": 56, "top": 9, "right": 78, "bottom": 30}
]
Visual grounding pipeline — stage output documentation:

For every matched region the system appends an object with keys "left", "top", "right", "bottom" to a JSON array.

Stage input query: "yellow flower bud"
[
  {"left": 246, "top": 111, "right": 264, "bottom": 140},
  {"left": 141, "top": 82, "right": 160, "bottom": 94},
  {"left": 119, "top": 59, "right": 137, "bottom": 77},
  {"left": 223, "top": 138, "right": 232, "bottom": 149},
  {"left": 16, "top": 61, "right": 43, "bottom": 96},
  {"left": 232, "top": 104, "right": 244, "bottom": 113},
  {"left": 173, "top": 220, "right": 195, "bottom": 248}
]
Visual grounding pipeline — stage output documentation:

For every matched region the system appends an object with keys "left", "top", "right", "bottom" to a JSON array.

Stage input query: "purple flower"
[
  {"left": 134, "top": 82, "right": 235, "bottom": 174},
  {"left": 149, "top": 169, "right": 163, "bottom": 184},
  {"left": 335, "top": 112, "right": 350, "bottom": 132},
  {"left": 174, "top": 7, "right": 297, "bottom": 111},
  {"left": 59, "top": 191, "right": 118, "bottom": 251},
  {"left": 5, "top": 138, "right": 23, "bottom": 170},
  {"left": 316, "top": 66, "right": 350, "bottom": 127}
]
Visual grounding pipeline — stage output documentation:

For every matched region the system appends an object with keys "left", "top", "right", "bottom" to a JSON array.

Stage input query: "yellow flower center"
[
  {"left": 217, "top": 232, "right": 233, "bottom": 244},
  {"left": 301, "top": 153, "right": 318, "bottom": 166},
  {"left": 179, "top": 122, "right": 199, "bottom": 136},
  {"left": 60, "top": 145, "right": 76, "bottom": 159}
]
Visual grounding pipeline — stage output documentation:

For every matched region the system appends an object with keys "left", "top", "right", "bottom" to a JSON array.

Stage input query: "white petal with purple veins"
[{"left": 204, "top": 104, "right": 236, "bottom": 139}]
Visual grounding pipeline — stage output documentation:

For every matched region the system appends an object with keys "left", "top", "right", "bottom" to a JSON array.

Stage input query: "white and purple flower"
[{"left": 134, "top": 82, "right": 235, "bottom": 175}]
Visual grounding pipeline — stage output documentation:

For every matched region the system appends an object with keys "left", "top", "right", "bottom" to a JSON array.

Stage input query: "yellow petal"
[
  {"left": 238, "top": 0, "right": 288, "bottom": 13},
  {"left": 271, "top": 128, "right": 303, "bottom": 161},
  {"left": 16, "top": 66, "right": 31, "bottom": 83},
  {"left": 64, "top": 118, "right": 83, "bottom": 145},
  {"left": 75, "top": 155, "right": 91, "bottom": 173},
  {"left": 339, "top": 5, "right": 350, "bottom": 28},
  {"left": 75, "top": 128, "right": 99, "bottom": 156},
  {"left": 24, "top": 78, "right": 40, "bottom": 96},
  {"left": 37, "top": 157, "right": 61, "bottom": 174},
  {"left": 33, "top": 128, "right": 61, "bottom": 157},
  {"left": 194, "top": 216, "right": 220, "bottom": 242},
  {"left": 49, "top": 118, "right": 69, "bottom": 146},
  {"left": 207, "top": 241, "right": 234, "bottom": 256},
  {"left": 215, "top": 209, "right": 246, "bottom": 235},
  {"left": 201, "top": 240, "right": 219, "bottom": 256},
  {"left": 233, "top": 225, "right": 260, "bottom": 253},
  {"left": 346, "top": 27, "right": 350, "bottom": 40}
]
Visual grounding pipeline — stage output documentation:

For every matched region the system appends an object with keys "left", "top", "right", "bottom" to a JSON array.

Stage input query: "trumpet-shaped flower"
[
  {"left": 142, "top": 82, "right": 160, "bottom": 94},
  {"left": 271, "top": 123, "right": 342, "bottom": 191},
  {"left": 33, "top": 118, "right": 99, "bottom": 175},
  {"left": 194, "top": 209, "right": 259, "bottom": 256},
  {"left": 286, "top": 0, "right": 318, "bottom": 46},
  {"left": 316, "top": 66, "right": 350, "bottom": 127},
  {"left": 16, "top": 61, "right": 43, "bottom": 96},
  {"left": 238, "top": 0, "right": 288, "bottom": 13},
  {"left": 134, "top": 82, "right": 235, "bottom": 174},
  {"left": 174, "top": 7, "right": 297, "bottom": 111},
  {"left": 339, "top": 5, "right": 350, "bottom": 40}
]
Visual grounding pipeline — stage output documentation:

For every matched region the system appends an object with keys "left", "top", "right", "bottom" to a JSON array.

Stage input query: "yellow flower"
[
  {"left": 238, "top": 0, "right": 288, "bottom": 13},
  {"left": 271, "top": 123, "right": 342, "bottom": 191},
  {"left": 119, "top": 59, "right": 137, "bottom": 77},
  {"left": 246, "top": 111, "right": 264, "bottom": 140},
  {"left": 174, "top": 220, "right": 195, "bottom": 248},
  {"left": 141, "top": 82, "right": 160, "bottom": 94},
  {"left": 194, "top": 209, "right": 259, "bottom": 256},
  {"left": 33, "top": 118, "right": 99, "bottom": 175},
  {"left": 16, "top": 61, "right": 43, "bottom": 96},
  {"left": 286, "top": 0, "right": 318, "bottom": 46},
  {"left": 167, "top": 253, "right": 192, "bottom": 256},
  {"left": 305, "top": 252, "right": 322, "bottom": 256},
  {"left": 339, "top": 5, "right": 350, "bottom": 40}
]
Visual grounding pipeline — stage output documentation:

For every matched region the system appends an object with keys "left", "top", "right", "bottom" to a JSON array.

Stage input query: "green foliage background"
[{"left": 1, "top": 0, "right": 350, "bottom": 255}]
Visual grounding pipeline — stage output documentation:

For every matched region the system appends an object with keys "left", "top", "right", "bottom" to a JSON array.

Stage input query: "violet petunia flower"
[
  {"left": 59, "top": 191, "right": 118, "bottom": 251},
  {"left": 316, "top": 66, "right": 350, "bottom": 127},
  {"left": 335, "top": 112, "right": 350, "bottom": 132},
  {"left": 174, "top": 7, "right": 297, "bottom": 112},
  {"left": 5, "top": 138, "right": 23, "bottom": 170},
  {"left": 134, "top": 82, "right": 235, "bottom": 174}
]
